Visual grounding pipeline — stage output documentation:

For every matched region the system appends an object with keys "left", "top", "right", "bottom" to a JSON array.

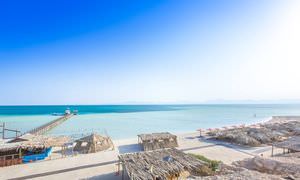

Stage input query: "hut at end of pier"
[
  {"left": 73, "top": 133, "right": 114, "bottom": 154},
  {"left": 118, "top": 148, "right": 209, "bottom": 180},
  {"left": 138, "top": 132, "right": 178, "bottom": 151}
]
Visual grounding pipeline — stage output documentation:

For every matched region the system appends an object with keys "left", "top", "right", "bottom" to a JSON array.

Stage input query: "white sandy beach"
[{"left": 0, "top": 131, "right": 283, "bottom": 180}]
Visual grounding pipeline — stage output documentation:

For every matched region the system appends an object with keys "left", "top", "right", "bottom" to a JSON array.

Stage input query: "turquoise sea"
[{"left": 1, "top": 105, "right": 300, "bottom": 140}]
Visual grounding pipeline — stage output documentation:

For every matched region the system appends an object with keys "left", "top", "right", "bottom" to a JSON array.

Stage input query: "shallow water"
[
  {"left": 1, "top": 104, "right": 300, "bottom": 139},
  {"left": 0, "top": 115, "right": 56, "bottom": 138}
]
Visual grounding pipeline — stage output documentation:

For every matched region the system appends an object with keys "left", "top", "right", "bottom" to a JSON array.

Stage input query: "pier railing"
[
  {"left": 0, "top": 123, "right": 21, "bottom": 139},
  {"left": 27, "top": 114, "right": 74, "bottom": 135}
]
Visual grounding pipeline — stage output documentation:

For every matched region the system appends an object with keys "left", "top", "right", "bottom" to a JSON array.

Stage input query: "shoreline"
[
  {"left": 0, "top": 115, "right": 274, "bottom": 142},
  {"left": 47, "top": 115, "right": 274, "bottom": 141}
]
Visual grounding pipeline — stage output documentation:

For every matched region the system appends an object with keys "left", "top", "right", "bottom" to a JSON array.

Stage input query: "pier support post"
[
  {"left": 271, "top": 144, "right": 274, "bottom": 157},
  {"left": 2, "top": 122, "right": 5, "bottom": 139}
]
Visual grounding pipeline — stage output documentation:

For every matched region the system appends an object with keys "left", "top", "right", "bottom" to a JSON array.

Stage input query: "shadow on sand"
[
  {"left": 184, "top": 136, "right": 198, "bottom": 140},
  {"left": 86, "top": 172, "right": 122, "bottom": 180},
  {"left": 8, "top": 160, "right": 117, "bottom": 180}
]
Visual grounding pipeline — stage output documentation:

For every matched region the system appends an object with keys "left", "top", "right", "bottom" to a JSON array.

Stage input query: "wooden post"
[
  {"left": 72, "top": 144, "right": 74, "bottom": 156},
  {"left": 271, "top": 144, "right": 274, "bottom": 157},
  {"left": 2, "top": 122, "right": 5, "bottom": 139},
  {"left": 122, "top": 164, "right": 125, "bottom": 180},
  {"left": 115, "top": 162, "right": 120, "bottom": 176},
  {"left": 0, "top": 123, "right": 2, "bottom": 139},
  {"left": 19, "top": 148, "right": 22, "bottom": 164}
]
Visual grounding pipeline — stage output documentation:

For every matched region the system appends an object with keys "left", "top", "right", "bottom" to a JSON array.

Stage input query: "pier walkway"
[{"left": 27, "top": 114, "right": 74, "bottom": 135}]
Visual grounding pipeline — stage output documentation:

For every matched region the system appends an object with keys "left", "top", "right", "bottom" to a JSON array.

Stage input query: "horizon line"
[{"left": 1, "top": 102, "right": 300, "bottom": 106}]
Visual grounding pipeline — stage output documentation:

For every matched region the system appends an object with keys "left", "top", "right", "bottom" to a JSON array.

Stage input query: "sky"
[{"left": 0, "top": 0, "right": 300, "bottom": 105}]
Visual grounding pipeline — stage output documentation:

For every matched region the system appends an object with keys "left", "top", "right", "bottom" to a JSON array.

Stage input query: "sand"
[{"left": 0, "top": 132, "right": 280, "bottom": 180}]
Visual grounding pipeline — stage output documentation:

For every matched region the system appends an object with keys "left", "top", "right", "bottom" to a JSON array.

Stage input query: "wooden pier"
[{"left": 27, "top": 114, "right": 74, "bottom": 135}]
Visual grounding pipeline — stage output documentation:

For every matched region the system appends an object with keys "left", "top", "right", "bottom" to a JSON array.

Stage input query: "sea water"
[{"left": 0, "top": 104, "right": 300, "bottom": 140}]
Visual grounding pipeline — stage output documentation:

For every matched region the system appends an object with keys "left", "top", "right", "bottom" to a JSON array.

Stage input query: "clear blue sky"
[{"left": 0, "top": 0, "right": 300, "bottom": 105}]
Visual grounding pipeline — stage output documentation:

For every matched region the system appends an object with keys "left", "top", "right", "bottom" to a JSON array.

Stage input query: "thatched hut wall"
[
  {"left": 138, "top": 132, "right": 178, "bottom": 151},
  {"left": 73, "top": 133, "right": 113, "bottom": 154}
]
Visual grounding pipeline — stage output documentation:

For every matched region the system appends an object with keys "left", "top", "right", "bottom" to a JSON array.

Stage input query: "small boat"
[
  {"left": 73, "top": 110, "right": 78, "bottom": 115},
  {"left": 22, "top": 147, "right": 52, "bottom": 163},
  {"left": 65, "top": 108, "right": 71, "bottom": 115}
]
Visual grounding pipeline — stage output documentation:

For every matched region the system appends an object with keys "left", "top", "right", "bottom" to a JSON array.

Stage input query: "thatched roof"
[
  {"left": 8, "top": 133, "right": 37, "bottom": 143},
  {"left": 73, "top": 133, "right": 113, "bottom": 154},
  {"left": 235, "top": 156, "right": 300, "bottom": 178},
  {"left": 43, "top": 136, "right": 71, "bottom": 147},
  {"left": 271, "top": 116, "right": 300, "bottom": 122},
  {"left": 207, "top": 120, "right": 300, "bottom": 147},
  {"left": 0, "top": 143, "right": 20, "bottom": 153},
  {"left": 0, "top": 141, "right": 46, "bottom": 156},
  {"left": 1, "top": 134, "right": 70, "bottom": 156},
  {"left": 8, "top": 133, "right": 71, "bottom": 147},
  {"left": 138, "top": 132, "right": 177, "bottom": 141},
  {"left": 1, "top": 133, "right": 43, "bottom": 154},
  {"left": 274, "top": 136, "right": 300, "bottom": 152},
  {"left": 119, "top": 148, "right": 207, "bottom": 180},
  {"left": 75, "top": 133, "right": 107, "bottom": 143},
  {"left": 200, "top": 169, "right": 283, "bottom": 180}
]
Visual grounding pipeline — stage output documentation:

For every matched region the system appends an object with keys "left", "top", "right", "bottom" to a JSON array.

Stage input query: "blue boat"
[{"left": 22, "top": 147, "right": 52, "bottom": 163}]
